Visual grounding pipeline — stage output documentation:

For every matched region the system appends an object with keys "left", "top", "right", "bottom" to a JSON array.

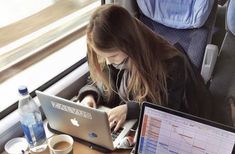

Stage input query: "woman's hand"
[
  {"left": 80, "top": 95, "right": 97, "bottom": 108},
  {"left": 108, "top": 104, "right": 127, "bottom": 132}
]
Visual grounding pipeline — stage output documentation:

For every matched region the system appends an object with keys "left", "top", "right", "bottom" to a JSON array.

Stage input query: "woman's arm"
[
  {"left": 126, "top": 101, "right": 141, "bottom": 120},
  {"left": 77, "top": 77, "right": 104, "bottom": 106}
]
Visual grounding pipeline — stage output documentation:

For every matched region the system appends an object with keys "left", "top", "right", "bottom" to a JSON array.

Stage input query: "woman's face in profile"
[{"left": 93, "top": 47, "right": 128, "bottom": 65}]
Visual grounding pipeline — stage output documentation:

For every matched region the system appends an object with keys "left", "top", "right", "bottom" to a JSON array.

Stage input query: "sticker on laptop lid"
[{"left": 88, "top": 132, "right": 98, "bottom": 138}]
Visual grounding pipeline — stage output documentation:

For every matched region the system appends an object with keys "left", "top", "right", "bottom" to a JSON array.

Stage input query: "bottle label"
[
  {"left": 21, "top": 121, "right": 46, "bottom": 145},
  {"left": 21, "top": 124, "right": 33, "bottom": 144},
  {"left": 33, "top": 122, "right": 46, "bottom": 142}
]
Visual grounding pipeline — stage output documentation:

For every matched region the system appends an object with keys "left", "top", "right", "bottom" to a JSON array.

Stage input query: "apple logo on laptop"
[{"left": 70, "top": 118, "right": 80, "bottom": 127}]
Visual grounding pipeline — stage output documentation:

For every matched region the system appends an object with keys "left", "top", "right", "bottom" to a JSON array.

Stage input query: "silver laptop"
[
  {"left": 134, "top": 102, "right": 235, "bottom": 154},
  {"left": 36, "top": 91, "right": 137, "bottom": 151}
]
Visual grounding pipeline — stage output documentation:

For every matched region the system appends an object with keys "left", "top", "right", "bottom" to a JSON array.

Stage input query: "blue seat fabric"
[
  {"left": 139, "top": 14, "right": 208, "bottom": 69},
  {"left": 227, "top": 0, "right": 235, "bottom": 35}
]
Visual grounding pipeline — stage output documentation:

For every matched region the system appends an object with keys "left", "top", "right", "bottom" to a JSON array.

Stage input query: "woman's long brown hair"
[{"left": 86, "top": 4, "right": 182, "bottom": 105}]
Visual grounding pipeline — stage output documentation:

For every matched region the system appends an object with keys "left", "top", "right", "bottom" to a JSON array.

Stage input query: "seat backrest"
[
  {"left": 137, "top": 0, "right": 214, "bottom": 29},
  {"left": 227, "top": 0, "right": 235, "bottom": 35}
]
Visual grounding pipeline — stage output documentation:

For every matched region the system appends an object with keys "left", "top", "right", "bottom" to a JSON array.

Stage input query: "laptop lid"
[
  {"left": 36, "top": 91, "right": 136, "bottom": 151},
  {"left": 135, "top": 102, "right": 235, "bottom": 154}
]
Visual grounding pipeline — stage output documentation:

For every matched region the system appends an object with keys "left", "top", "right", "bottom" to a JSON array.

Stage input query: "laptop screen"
[{"left": 135, "top": 102, "right": 235, "bottom": 154}]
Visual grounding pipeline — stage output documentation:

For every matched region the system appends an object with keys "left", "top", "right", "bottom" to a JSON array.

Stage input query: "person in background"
[{"left": 77, "top": 4, "right": 213, "bottom": 131}]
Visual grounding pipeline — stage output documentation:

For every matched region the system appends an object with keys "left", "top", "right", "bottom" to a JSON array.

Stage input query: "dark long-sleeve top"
[{"left": 77, "top": 53, "right": 213, "bottom": 121}]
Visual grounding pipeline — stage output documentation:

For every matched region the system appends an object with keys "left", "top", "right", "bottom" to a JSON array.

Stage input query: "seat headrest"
[
  {"left": 137, "top": 0, "right": 214, "bottom": 29},
  {"left": 227, "top": 0, "right": 235, "bottom": 35}
]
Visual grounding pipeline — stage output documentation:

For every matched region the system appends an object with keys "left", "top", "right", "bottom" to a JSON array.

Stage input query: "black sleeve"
[
  {"left": 77, "top": 74, "right": 105, "bottom": 105},
  {"left": 166, "top": 56, "right": 188, "bottom": 112},
  {"left": 126, "top": 101, "right": 141, "bottom": 120},
  {"left": 78, "top": 84, "right": 103, "bottom": 105}
]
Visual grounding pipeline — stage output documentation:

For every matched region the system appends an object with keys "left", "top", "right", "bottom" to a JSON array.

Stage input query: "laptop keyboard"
[{"left": 111, "top": 127, "right": 124, "bottom": 141}]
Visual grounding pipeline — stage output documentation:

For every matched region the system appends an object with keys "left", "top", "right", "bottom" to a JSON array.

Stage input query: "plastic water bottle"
[{"left": 18, "top": 86, "right": 47, "bottom": 152}]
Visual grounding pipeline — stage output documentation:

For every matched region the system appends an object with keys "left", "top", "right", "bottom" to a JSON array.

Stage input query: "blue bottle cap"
[{"left": 18, "top": 86, "right": 28, "bottom": 95}]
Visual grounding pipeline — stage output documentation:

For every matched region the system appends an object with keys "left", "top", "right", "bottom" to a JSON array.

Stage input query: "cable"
[{"left": 107, "top": 58, "right": 133, "bottom": 105}]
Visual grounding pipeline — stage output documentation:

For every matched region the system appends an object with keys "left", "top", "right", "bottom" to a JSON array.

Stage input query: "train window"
[{"left": 0, "top": 0, "right": 100, "bottom": 118}]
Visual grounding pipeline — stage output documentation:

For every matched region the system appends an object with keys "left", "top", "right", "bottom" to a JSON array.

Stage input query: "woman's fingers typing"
[
  {"left": 114, "top": 119, "right": 123, "bottom": 132},
  {"left": 108, "top": 104, "right": 127, "bottom": 132}
]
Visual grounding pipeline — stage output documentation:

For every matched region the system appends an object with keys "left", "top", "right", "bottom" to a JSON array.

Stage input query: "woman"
[{"left": 77, "top": 4, "right": 213, "bottom": 131}]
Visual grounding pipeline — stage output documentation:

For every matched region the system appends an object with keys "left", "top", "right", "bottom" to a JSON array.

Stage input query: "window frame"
[
  {"left": 0, "top": 56, "right": 87, "bottom": 120},
  {"left": 0, "top": 0, "right": 103, "bottom": 152},
  {"left": 0, "top": 61, "right": 90, "bottom": 152},
  {"left": 0, "top": 0, "right": 101, "bottom": 119}
]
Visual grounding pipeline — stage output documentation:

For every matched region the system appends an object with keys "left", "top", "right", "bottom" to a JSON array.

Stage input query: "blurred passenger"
[{"left": 77, "top": 4, "right": 213, "bottom": 131}]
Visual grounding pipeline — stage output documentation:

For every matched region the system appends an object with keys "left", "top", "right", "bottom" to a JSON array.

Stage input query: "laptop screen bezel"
[{"left": 134, "top": 101, "right": 235, "bottom": 154}]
